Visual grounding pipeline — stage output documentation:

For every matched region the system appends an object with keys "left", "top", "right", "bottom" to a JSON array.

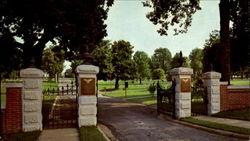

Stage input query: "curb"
[
  {"left": 158, "top": 114, "right": 250, "bottom": 140},
  {"left": 97, "top": 124, "right": 118, "bottom": 141}
]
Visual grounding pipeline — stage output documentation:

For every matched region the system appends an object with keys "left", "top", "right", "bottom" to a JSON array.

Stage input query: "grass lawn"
[
  {"left": 0, "top": 131, "right": 41, "bottom": 141},
  {"left": 212, "top": 108, "right": 250, "bottom": 121},
  {"left": 181, "top": 117, "right": 250, "bottom": 135},
  {"left": 231, "top": 79, "right": 249, "bottom": 86},
  {"left": 79, "top": 126, "right": 106, "bottom": 141},
  {"left": 1, "top": 83, "right": 6, "bottom": 105},
  {"left": 99, "top": 80, "right": 170, "bottom": 105},
  {"left": 43, "top": 81, "right": 59, "bottom": 90}
]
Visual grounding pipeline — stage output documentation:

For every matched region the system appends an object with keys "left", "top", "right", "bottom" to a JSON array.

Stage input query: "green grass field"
[
  {"left": 99, "top": 80, "right": 170, "bottom": 105},
  {"left": 231, "top": 79, "right": 249, "bottom": 86},
  {"left": 43, "top": 81, "right": 59, "bottom": 90},
  {"left": 79, "top": 126, "right": 106, "bottom": 141},
  {"left": 1, "top": 81, "right": 58, "bottom": 105},
  {"left": 182, "top": 117, "right": 250, "bottom": 135}
]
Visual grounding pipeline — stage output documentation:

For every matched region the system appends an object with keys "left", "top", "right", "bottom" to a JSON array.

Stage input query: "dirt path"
[{"left": 97, "top": 96, "right": 243, "bottom": 141}]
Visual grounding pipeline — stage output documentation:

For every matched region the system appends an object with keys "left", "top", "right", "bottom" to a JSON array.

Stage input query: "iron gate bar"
[
  {"left": 157, "top": 81, "right": 176, "bottom": 119},
  {"left": 42, "top": 81, "right": 78, "bottom": 129}
]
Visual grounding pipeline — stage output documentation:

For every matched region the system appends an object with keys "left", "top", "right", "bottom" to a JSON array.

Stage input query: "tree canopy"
[
  {"left": 143, "top": 0, "right": 201, "bottom": 35},
  {"left": 133, "top": 51, "right": 151, "bottom": 83},
  {"left": 92, "top": 40, "right": 114, "bottom": 80},
  {"left": 41, "top": 46, "right": 65, "bottom": 79},
  {"left": 111, "top": 40, "right": 135, "bottom": 89},
  {"left": 189, "top": 48, "right": 203, "bottom": 79},
  {"left": 151, "top": 48, "right": 172, "bottom": 74},
  {"left": 0, "top": 0, "right": 114, "bottom": 68}
]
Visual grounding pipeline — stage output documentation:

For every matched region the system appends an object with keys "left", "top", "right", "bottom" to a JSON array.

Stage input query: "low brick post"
[
  {"left": 20, "top": 68, "right": 44, "bottom": 132},
  {"left": 3, "top": 82, "right": 23, "bottom": 134},
  {"left": 203, "top": 71, "right": 221, "bottom": 115},
  {"left": 170, "top": 67, "right": 193, "bottom": 119},
  {"left": 76, "top": 65, "right": 99, "bottom": 127}
]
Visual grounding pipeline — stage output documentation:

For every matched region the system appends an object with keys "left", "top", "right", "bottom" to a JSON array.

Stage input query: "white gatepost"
[
  {"left": 170, "top": 67, "right": 193, "bottom": 119},
  {"left": 76, "top": 65, "right": 99, "bottom": 127},
  {"left": 203, "top": 71, "right": 221, "bottom": 115},
  {"left": 20, "top": 68, "right": 44, "bottom": 132}
]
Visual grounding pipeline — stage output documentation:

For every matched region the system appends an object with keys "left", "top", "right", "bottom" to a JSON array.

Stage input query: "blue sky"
[{"left": 105, "top": 0, "right": 220, "bottom": 57}]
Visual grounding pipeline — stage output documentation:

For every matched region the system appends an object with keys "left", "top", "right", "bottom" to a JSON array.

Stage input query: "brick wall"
[
  {"left": 1, "top": 87, "right": 22, "bottom": 134},
  {"left": 0, "top": 109, "right": 6, "bottom": 134},
  {"left": 220, "top": 84, "right": 250, "bottom": 111}
]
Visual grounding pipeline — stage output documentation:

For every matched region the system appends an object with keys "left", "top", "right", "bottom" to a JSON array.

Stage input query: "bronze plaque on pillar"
[
  {"left": 80, "top": 78, "right": 96, "bottom": 95},
  {"left": 181, "top": 78, "right": 191, "bottom": 92}
]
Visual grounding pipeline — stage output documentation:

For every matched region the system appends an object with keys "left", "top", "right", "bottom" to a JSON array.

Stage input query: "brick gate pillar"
[
  {"left": 20, "top": 68, "right": 44, "bottom": 132},
  {"left": 3, "top": 82, "right": 23, "bottom": 134},
  {"left": 203, "top": 72, "right": 221, "bottom": 115},
  {"left": 170, "top": 67, "right": 193, "bottom": 119},
  {"left": 76, "top": 65, "right": 99, "bottom": 127}
]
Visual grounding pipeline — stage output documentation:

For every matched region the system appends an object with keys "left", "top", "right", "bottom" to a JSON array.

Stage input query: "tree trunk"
[
  {"left": 115, "top": 78, "right": 119, "bottom": 89},
  {"left": 219, "top": 0, "right": 230, "bottom": 84},
  {"left": 140, "top": 78, "right": 142, "bottom": 84}
]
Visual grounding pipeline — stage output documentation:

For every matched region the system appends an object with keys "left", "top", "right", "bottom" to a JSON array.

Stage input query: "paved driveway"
[{"left": 98, "top": 97, "right": 243, "bottom": 141}]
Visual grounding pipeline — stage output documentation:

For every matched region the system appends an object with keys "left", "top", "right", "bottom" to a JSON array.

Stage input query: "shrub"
[{"left": 148, "top": 83, "right": 156, "bottom": 96}]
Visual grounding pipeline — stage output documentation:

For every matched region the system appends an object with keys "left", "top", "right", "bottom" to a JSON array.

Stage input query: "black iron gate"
[
  {"left": 191, "top": 79, "right": 208, "bottom": 116},
  {"left": 157, "top": 81, "right": 176, "bottom": 118},
  {"left": 42, "top": 81, "right": 78, "bottom": 129}
]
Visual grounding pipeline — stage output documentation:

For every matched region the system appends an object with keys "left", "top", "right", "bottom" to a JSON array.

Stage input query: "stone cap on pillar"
[
  {"left": 170, "top": 67, "right": 193, "bottom": 75},
  {"left": 5, "top": 82, "right": 23, "bottom": 88},
  {"left": 20, "top": 68, "right": 44, "bottom": 78},
  {"left": 203, "top": 71, "right": 221, "bottom": 79},
  {"left": 76, "top": 65, "right": 99, "bottom": 74}
]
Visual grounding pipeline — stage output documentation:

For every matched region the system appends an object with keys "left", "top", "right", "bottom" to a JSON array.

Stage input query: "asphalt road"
[{"left": 97, "top": 96, "right": 244, "bottom": 141}]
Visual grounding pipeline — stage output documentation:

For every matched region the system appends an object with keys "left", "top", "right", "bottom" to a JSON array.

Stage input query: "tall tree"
[
  {"left": 133, "top": 51, "right": 150, "bottom": 84},
  {"left": 189, "top": 48, "right": 203, "bottom": 79},
  {"left": 41, "top": 46, "right": 65, "bottom": 81},
  {"left": 111, "top": 40, "right": 135, "bottom": 89},
  {"left": 219, "top": 0, "right": 230, "bottom": 83},
  {"left": 0, "top": 0, "right": 114, "bottom": 68},
  {"left": 92, "top": 40, "right": 114, "bottom": 80},
  {"left": 151, "top": 48, "right": 172, "bottom": 75}
]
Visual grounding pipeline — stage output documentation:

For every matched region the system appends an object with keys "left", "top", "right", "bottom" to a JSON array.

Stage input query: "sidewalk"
[
  {"left": 193, "top": 116, "right": 250, "bottom": 129},
  {"left": 38, "top": 128, "right": 80, "bottom": 141}
]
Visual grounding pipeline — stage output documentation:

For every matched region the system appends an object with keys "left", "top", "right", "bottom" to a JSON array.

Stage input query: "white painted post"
[
  {"left": 76, "top": 65, "right": 99, "bottom": 127},
  {"left": 20, "top": 68, "right": 44, "bottom": 132},
  {"left": 170, "top": 67, "right": 193, "bottom": 119},
  {"left": 203, "top": 71, "right": 221, "bottom": 115}
]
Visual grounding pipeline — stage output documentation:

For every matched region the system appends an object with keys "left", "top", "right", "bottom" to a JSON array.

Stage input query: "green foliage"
[
  {"left": 79, "top": 126, "right": 107, "bottom": 141},
  {"left": 41, "top": 46, "right": 64, "bottom": 78},
  {"left": 0, "top": 0, "right": 114, "bottom": 67},
  {"left": 151, "top": 48, "right": 172, "bottom": 76},
  {"left": 171, "top": 52, "right": 189, "bottom": 68},
  {"left": 133, "top": 51, "right": 151, "bottom": 82},
  {"left": 202, "top": 30, "right": 221, "bottom": 73},
  {"left": 92, "top": 40, "right": 114, "bottom": 80},
  {"left": 111, "top": 40, "right": 135, "bottom": 88},
  {"left": 143, "top": 0, "right": 201, "bottom": 35},
  {"left": 189, "top": 48, "right": 203, "bottom": 79},
  {"left": 65, "top": 68, "right": 73, "bottom": 78},
  {"left": 0, "top": 34, "right": 22, "bottom": 75},
  {"left": 152, "top": 68, "right": 165, "bottom": 80},
  {"left": 148, "top": 83, "right": 156, "bottom": 96}
]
